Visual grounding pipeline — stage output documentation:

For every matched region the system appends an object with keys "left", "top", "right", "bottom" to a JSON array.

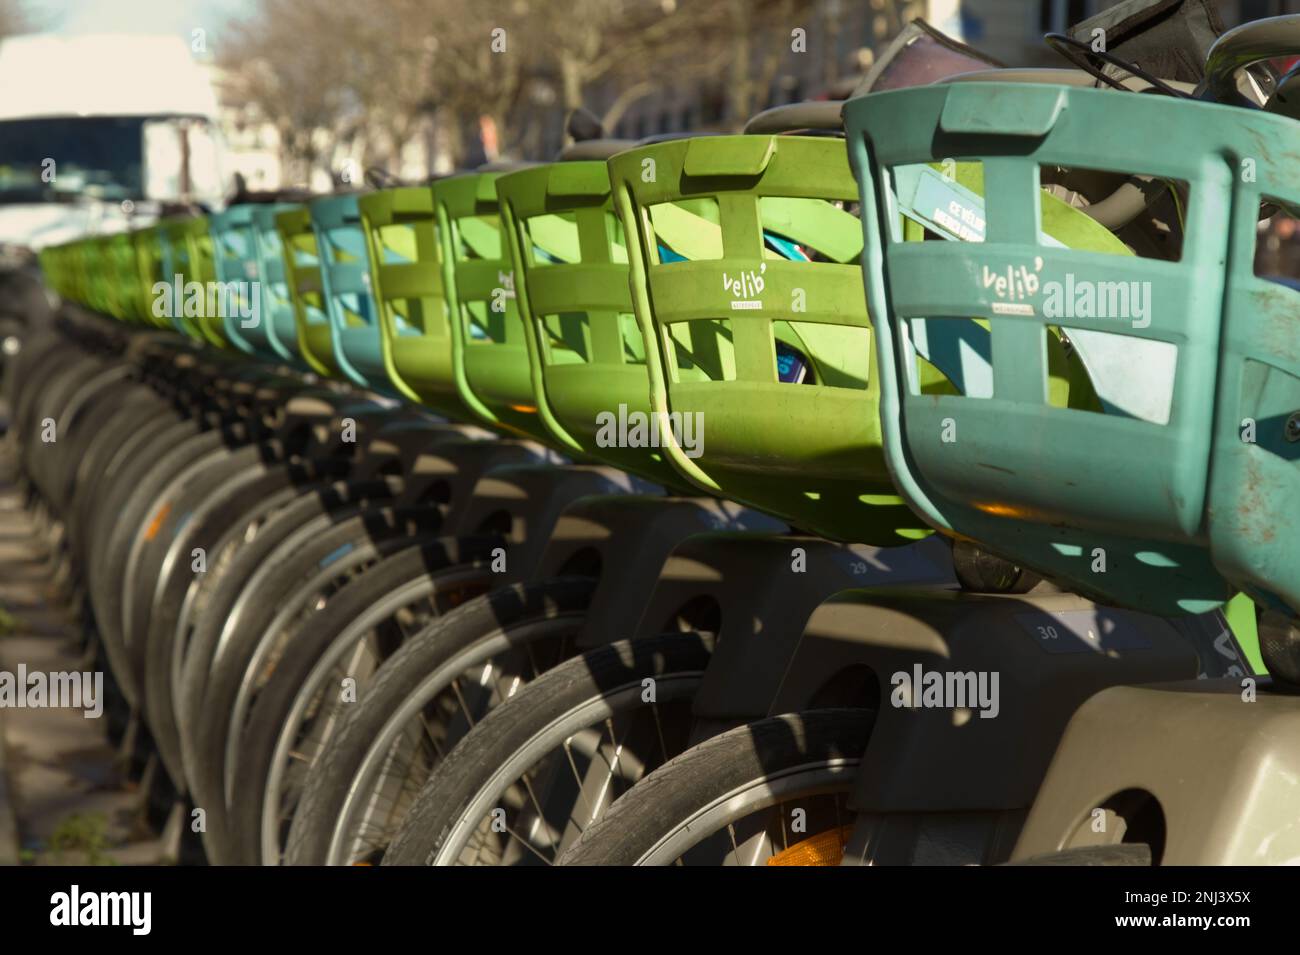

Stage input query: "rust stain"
[{"left": 1235, "top": 454, "right": 1276, "bottom": 544}]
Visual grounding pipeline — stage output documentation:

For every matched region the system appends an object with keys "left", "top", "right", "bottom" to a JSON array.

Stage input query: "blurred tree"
[
  {"left": 222, "top": 0, "right": 353, "bottom": 184},
  {"left": 219, "top": 0, "right": 919, "bottom": 177},
  {"left": 424, "top": 0, "right": 538, "bottom": 161},
  {"left": 333, "top": 0, "right": 439, "bottom": 174}
]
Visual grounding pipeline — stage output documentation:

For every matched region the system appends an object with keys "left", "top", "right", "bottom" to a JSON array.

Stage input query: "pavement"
[{"left": 0, "top": 426, "right": 168, "bottom": 866}]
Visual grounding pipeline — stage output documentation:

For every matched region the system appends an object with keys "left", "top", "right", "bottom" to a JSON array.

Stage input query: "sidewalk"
[{"left": 0, "top": 436, "right": 167, "bottom": 866}]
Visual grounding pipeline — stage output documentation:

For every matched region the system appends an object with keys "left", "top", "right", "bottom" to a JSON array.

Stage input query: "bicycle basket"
[
  {"left": 498, "top": 159, "right": 694, "bottom": 487},
  {"left": 607, "top": 133, "right": 931, "bottom": 544},
  {"left": 310, "top": 193, "right": 388, "bottom": 391},
  {"left": 277, "top": 205, "right": 338, "bottom": 377},
  {"left": 210, "top": 205, "right": 268, "bottom": 356},
  {"left": 162, "top": 216, "right": 225, "bottom": 347},
  {"left": 847, "top": 81, "right": 1300, "bottom": 617},
  {"left": 360, "top": 187, "right": 472, "bottom": 419},
  {"left": 432, "top": 169, "right": 559, "bottom": 443}
]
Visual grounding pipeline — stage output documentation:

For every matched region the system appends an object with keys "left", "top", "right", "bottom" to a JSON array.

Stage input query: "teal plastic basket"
[
  {"left": 210, "top": 205, "right": 264, "bottom": 355},
  {"left": 310, "top": 193, "right": 388, "bottom": 391},
  {"left": 847, "top": 81, "right": 1300, "bottom": 618},
  {"left": 250, "top": 204, "right": 305, "bottom": 363}
]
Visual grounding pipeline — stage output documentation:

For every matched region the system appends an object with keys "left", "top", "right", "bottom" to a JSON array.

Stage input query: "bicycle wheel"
[
  {"left": 176, "top": 478, "right": 402, "bottom": 795},
  {"left": 558, "top": 709, "right": 872, "bottom": 866},
  {"left": 226, "top": 539, "right": 499, "bottom": 864},
  {"left": 188, "top": 507, "right": 444, "bottom": 863},
  {"left": 141, "top": 457, "right": 318, "bottom": 791},
  {"left": 284, "top": 577, "right": 599, "bottom": 865},
  {"left": 381, "top": 631, "right": 710, "bottom": 866}
]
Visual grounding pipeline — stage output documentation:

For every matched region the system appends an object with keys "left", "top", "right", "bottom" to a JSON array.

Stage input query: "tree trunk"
[
  {"left": 561, "top": 51, "right": 585, "bottom": 119},
  {"left": 601, "top": 80, "right": 656, "bottom": 132},
  {"left": 727, "top": 0, "right": 753, "bottom": 130}
]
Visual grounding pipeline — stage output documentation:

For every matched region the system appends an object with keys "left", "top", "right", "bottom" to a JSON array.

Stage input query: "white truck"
[{"left": 0, "top": 33, "right": 230, "bottom": 254}]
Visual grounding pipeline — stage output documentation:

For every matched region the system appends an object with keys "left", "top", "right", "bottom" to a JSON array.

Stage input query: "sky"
[{"left": 34, "top": 0, "right": 255, "bottom": 42}]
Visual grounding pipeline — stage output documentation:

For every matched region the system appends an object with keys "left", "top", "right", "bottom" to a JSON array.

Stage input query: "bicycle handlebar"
[
  {"left": 1204, "top": 14, "right": 1300, "bottom": 105},
  {"left": 743, "top": 102, "right": 843, "bottom": 135}
]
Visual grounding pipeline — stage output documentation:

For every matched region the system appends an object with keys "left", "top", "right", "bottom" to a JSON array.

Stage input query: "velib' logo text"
[
  {"left": 1043, "top": 272, "right": 1152, "bottom": 328},
  {"left": 595, "top": 403, "right": 704, "bottom": 459},
  {"left": 0, "top": 666, "right": 103, "bottom": 718},
  {"left": 50, "top": 885, "right": 151, "bottom": 936},
  {"left": 890, "top": 664, "right": 999, "bottom": 719},
  {"left": 724, "top": 263, "right": 765, "bottom": 310},
  {"left": 152, "top": 273, "right": 261, "bottom": 328},
  {"left": 983, "top": 260, "right": 1041, "bottom": 316}
]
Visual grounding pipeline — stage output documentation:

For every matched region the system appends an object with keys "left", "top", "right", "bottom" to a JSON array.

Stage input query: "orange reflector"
[
  {"left": 973, "top": 501, "right": 1044, "bottom": 520},
  {"left": 509, "top": 404, "right": 537, "bottom": 414},
  {"left": 766, "top": 826, "right": 853, "bottom": 867},
  {"left": 143, "top": 502, "right": 172, "bottom": 542}
]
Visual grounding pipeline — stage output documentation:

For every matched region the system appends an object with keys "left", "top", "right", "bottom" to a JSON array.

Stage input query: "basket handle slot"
[
  {"left": 683, "top": 137, "right": 776, "bottom": 178},
  {"left": 938, "top": 85, "right": 1067, "bottom": 138}
]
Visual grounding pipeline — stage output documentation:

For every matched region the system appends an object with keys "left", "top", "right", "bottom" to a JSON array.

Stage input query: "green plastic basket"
[
  {"left": 497, "top": 159, "right": 693, "bottom": 484},
  {"left": 89, "top": 233, "right": 120, "bottom": 321},
  {"left": 432, "top": 170, "right": 556, "bottom": 442},
  {"left": 106, "top": 231, "right": 145, "bottom": 323},
  {"left": 161, "top": 216, "right": 225, "bottom": 347},
  {"left": 848, "top": 81, "right": 1300, "bottom": 618},
  {"left": 132, "top": 224, "right": 175, "bottom": 331},
  {"left": 81, "top": 236, "right": 113, "bottom": 317},
  {"left": 606, "top": 133, "right": 938, "bottom": 544},
  {"left": 277, "top": 205, "right": 339, "bottom": 376},
  {"left": 361, "top": 187, "right": 472, "bottom": 418},
  {"left": 36, "top": 246, "right": 62, "bottom": 299}
]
